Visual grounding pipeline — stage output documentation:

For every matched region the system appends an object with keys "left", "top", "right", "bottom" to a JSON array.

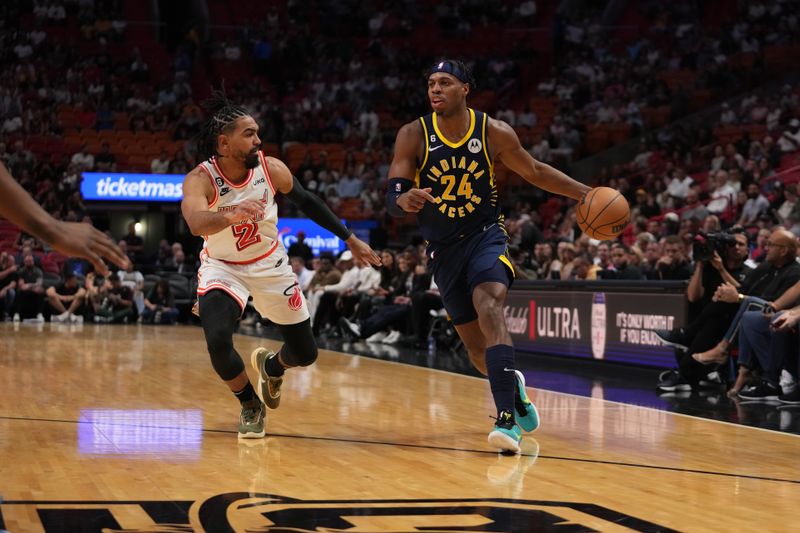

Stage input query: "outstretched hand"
[
  {"left": 48, "top": 220, "right": 129, "bottom": 276},
  {"left": 397, "top": 187, "right": 436, "bottom": 213},
  {"left": 346, "top": 235, "right": 382, "bottom": 267}
]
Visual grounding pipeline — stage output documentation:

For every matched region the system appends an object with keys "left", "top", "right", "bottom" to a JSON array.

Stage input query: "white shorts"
[{"left": 197, "top": 251, "right": 309, "bottom": 325}]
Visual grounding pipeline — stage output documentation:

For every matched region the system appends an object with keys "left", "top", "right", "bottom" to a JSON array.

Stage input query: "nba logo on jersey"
[
  {"left": 468, "top": 139, "right": 482, "bottom": 154},
  {"left": 591, "top": 292, "right": 606, "bottom": 360},
  {"left": 395, "top": 182, "right": 402, "bottom": 192}
]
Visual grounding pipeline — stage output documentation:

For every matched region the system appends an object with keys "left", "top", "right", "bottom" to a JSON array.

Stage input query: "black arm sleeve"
[{"left": 284, "top": 176, "right": 352, "bottom": 241}]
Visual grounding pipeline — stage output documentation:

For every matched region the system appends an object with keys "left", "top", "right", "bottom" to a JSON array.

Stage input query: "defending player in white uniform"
[{"left": 182, "top": 91, "right": 380, "bottom": 438}]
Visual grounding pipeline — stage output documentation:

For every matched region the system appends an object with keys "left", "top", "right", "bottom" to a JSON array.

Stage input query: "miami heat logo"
[{"left": 284, "top": 282, "right": 303, "bottom": 311}]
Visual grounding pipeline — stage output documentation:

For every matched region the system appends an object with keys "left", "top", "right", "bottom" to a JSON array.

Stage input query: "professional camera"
[{"left": 692, "top": 232, "right": 737, "bottom": 262}]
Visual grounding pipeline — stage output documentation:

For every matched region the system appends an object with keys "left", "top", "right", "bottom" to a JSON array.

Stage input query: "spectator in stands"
[
  {"left": 571, "top": 254, "right": 600, "bottom": 280},
  {"left": 600, "top": 243, "right": 644, "bottom": 280},
  {"left": 594, "top": 242, "right": 614, "bottom": 272},
  {"left": 46, "top": 271, "right": 85, "bottom": 323},
  {"left": 120, "top": 222, "right": 144, "bottom": 264},
  {"left": 706, "top": 170, "right": 737, "bottom": 215},
  {"left": 93, "top": 272, "right": 136, "bottom": 323},
  {"left": 778, "top": 118, "right": 800, "bottom": 153},
  {"left": 150, "top": 149, "right": 171, "bottom": 174},
  {"left": 681, "top": 189, "right": 710, "bottom": 222},
  {"left": 655, "top": 235, "right": 693, "bottom": 281},
  {"left": 142, "top": 279, "right": 179, "bottom": 324},
  {"left": 0, "top": 252, "right": 17, "bottom": 320},
  {"left": 118, "top": 260, "right": 145, "bottom": 315},
  {"left": 640, "top": 241, "right": 662, "bottom": 280},
  {"left": 738, "top": 183, "right": 770, "bottom": 226},
  {"left": 70, "top": 143, "right": 95, "bottom": 172},
  {"left": 312, "top": 250, "right": 359, "bottom": 335},
  {"left": 306, "top": 252, "right": 342, "bottom": 322},
  {"left": 337, "top": 170, "right": 363, "bottom": 199},
  {"left": 726, "top": 281, "right": 800, "bottom": 400},
  {"left": 287, "top": 231, "right": 313, "bottom": 264},
  {"left": 557, "top": 242, "right": 576, "bottom": 280},
  {"left": 15, "top": 253, "right": 44, "bottom": 321},
  {"left": 94, "top": 142, "right": 116, "bottom": 172},
  {"left": 666, "top": 167, "right": 693, "bottom": 201},
  {"left": 290, "top": 256, "right": 314, "bottom": 293},
  {"left": 776, "top": 183, "right": 800, "bottom": 226},
  {"left": 168, "top": 249, "right": 192, "bottom": 274}
]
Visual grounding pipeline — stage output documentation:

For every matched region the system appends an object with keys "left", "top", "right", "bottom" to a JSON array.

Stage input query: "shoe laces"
[
  {"left": 242, "top": 401, "right": 262, "bottom": 423},
  {"left": 490, "top": 410, "right": 515, "bottom": 429}
]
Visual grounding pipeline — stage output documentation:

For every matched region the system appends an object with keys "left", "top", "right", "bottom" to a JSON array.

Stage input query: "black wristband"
[{"left": 387, "top": 177, "right": 412, "bottom": 218}]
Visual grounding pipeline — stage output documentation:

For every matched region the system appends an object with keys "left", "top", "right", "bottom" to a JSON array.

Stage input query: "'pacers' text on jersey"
[
  {"left": 416, "top": 108, "right": 500, "bottom": 244},
  {"left": 196, "top": 151, "right": 283, "bottom": 264}
]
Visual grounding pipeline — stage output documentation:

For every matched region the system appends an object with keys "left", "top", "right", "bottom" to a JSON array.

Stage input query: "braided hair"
[{"left": 196, "top": 89, "right": 250, "bottom": 161}]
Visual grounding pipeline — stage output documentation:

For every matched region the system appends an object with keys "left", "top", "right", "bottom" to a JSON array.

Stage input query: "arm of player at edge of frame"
[
  {"left": 489, "top": 118, "right": 591, "bottom": 201},
  {"left": 0, "top": 160, "right": 129, "bottom": 275}
]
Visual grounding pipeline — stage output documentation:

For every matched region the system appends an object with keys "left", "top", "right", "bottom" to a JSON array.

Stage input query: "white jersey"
[{"left": 197, "top": 151, "right": 283, "bottom": 264}]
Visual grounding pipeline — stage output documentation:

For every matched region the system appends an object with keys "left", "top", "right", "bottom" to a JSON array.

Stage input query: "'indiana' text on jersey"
[{"left": 416, "top": 108, "right": 500, "bottom": 243}]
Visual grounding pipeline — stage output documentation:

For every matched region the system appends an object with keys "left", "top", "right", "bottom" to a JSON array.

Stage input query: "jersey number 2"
[{"left": 232, "top": 222, "right": 261, "bottom": 251}]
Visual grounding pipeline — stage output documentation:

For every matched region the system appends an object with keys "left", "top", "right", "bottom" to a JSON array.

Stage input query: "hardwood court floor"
[{"left": 0, "top": 323, "right": 797, "bottom": 532}]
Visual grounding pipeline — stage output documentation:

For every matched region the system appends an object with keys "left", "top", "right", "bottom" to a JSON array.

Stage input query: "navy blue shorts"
[{"left": 427, "top": 224, "right": 513, "bottom": 325}]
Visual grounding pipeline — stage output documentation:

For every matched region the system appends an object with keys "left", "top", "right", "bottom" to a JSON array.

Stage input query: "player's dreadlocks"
[{"left": 196, "top": 89, "right": 250, "bottom": 161}]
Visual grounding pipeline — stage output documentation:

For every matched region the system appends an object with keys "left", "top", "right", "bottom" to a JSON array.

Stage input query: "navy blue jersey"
[{"left": 415, "top": 108, "right": 502, "bottom": 244}]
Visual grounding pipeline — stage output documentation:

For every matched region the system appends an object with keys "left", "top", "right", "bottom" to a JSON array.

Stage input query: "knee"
[
  {"left": 294, "top": 344, "right": 318, "bottom": 366},
  {"left": 475, "top": 297, "right": 504, "bottom": 321},
  {"left": 205, "top": 326, "right": 233, "bottom": 357}
]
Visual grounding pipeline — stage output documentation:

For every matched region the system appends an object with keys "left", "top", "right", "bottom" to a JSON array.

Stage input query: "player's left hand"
[
  {"left": 345, "top": 235, "right": 381, "bottom": 267},
  {"left": 48, "top": 220, "right": 130, "bottom": 276}
]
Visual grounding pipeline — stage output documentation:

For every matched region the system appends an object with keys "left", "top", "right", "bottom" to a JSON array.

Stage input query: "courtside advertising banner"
[
  {"left": 505, "top": 289, "right": 686, "bottom": 367},
  {"left": 81, "top": 172, "right": 184, "bottom": 202},
  {"left": 277, "top": 218, "right": 347, "bottom": 256}
]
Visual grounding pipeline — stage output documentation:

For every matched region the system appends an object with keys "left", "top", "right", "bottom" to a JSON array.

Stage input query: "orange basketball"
[{"left": 575, "top": 187, "right": 630, "bottom": 240}]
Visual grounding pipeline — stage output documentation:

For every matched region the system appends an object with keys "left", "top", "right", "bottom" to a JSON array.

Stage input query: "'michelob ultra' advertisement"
[{"left": 505, "top": 289, "right": 686, "bottom": 367}]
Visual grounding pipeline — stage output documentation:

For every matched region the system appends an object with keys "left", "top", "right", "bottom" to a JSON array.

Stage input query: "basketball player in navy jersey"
[
  {"left": 182, "top": 91, "right": 380, "bottom": 438},
  {"left": 387, "top": 60, "right": 591, "bottom": 453}
]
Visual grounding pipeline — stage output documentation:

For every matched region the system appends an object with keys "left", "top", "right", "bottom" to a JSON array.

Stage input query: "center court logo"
[{"left": 0, "top": 493, "right": 675, "bottom": 532}]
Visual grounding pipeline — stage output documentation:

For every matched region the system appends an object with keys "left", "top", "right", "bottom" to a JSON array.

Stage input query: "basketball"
[{"left": 576, "top": 187, "right": 630, "bottom": 240}]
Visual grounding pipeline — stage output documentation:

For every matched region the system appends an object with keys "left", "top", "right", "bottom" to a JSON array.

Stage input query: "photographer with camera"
[
  {"left": 657, "top": 230, "right": 800, "bottom": 391},
  {"left": 686, "top": 230, "right": 751, "bottom": 318},
  {"left": 655, "top": 230, "right": 749, "bottom": 390}
]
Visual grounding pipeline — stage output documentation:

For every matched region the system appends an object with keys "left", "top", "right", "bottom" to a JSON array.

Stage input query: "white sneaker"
[
  {"left": 381, "top": 330, "right": 401, "bottom": 344},
  {"left": 365, "top": 331, "right": 387, "bottom": 343},
  {"left": 53, "top": 311, "right": 70, "bottom": 323},
  {"left": 12, "top": 313, "right": 20, "bottom": 323},
  {"left": 70, "top": 313, "right": 84, "bottom": 324}
]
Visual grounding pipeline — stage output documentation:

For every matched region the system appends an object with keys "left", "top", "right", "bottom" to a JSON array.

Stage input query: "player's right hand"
[
  {"left": 397, "top": 187, "right": 435, "bottom": 213},
  {"left": 226, "top": 199, "right": 265, "bottom": 224}
]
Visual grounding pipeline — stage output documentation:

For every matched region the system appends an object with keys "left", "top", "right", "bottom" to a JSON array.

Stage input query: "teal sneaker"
[
  {"left": 487, "top": 410, "right": 522, "bottom": 453},
  {"left": 251, "top": 347, "right": 283, "bottom": 409},
  {"left": 514, "top": 370, "right": 540, "bottom": 433},
  {"left": 238, "top": 398, "right": 266, "bottom": 439}
]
